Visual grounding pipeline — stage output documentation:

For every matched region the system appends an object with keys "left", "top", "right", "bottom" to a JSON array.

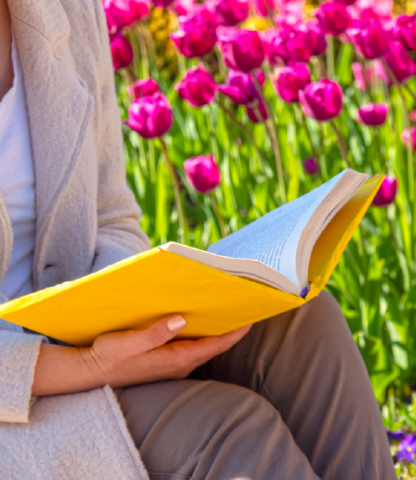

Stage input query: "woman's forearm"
[{"left": 32, "top": 344, "right": 104, "bottom": 396}]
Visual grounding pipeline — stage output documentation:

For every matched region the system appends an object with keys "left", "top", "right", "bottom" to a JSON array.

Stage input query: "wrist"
[{"left": 78, "top": 347, "right": 109, "bottom": 388}]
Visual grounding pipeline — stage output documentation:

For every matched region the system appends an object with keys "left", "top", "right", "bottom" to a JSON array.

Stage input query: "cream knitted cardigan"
[{"left": 0, "top": 0, "right": 152, "bottom": 477}]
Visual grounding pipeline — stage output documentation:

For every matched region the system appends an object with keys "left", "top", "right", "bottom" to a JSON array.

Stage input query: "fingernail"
[{"left": 167, "top": 316, "right": 187, "bottom": 332}]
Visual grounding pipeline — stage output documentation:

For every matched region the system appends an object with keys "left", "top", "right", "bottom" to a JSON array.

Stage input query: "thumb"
[{"left": 142, "top": 315, "right": 187, "bottom": 352}]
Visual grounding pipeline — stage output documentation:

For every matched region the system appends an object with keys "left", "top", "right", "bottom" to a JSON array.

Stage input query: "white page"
[{"left": 208, "top": 170, "right": 347, "bottom": 288}]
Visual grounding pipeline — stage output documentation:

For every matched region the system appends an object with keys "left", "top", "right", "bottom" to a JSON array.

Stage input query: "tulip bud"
[
  {"left": 372, "top": 176, "right": 398, "bottom": 207},
  {"left": 275, "top": 63, "right": 311, "bottom": 103},
  {"left": 184, "top": 155, "right": 221, "bottom": 193},
  {"left": 219, "top": 28, "right": 265, "bottom": 72},
  {"left": 126, "top": 93, "right": 173, "bottom": 139},
  {"left": 391, "top": 15, "right": 416, "bottom": 52},
  {"left": 103, "top": 0, "right": 149, "bottom": 30},
  {"left": 402, "top": 126, "right": 416, "bottom": 150},
  {"left": 351, "top": 62, "right": 372, "bottom": 91},
  {"left": 246, "top": 101, "right": 268, "bottom": 123},
  {"left": 127, "top": 78, "right": 160, "bottom": 99},
  {"left": 299, "top": 79, "right": 343, "bottom": 121},
  {"left": 218, "top": 70, "right": 263, "bottom": 105},
  {"left": 261, "top": 29, "right": 286, "bottom": 68},
  {"left": 302, "top": 21, "right": 327, "bottom": 57},
  {"left": 171, "top": 8, "right": 217, "bottom": 58},
  {"left": 210, "top": 0, "right": 249, "bottom": 27},
  {"left": 316, "top": 1, "right": 349, "bottom": 37},
  {"left": 303, "top": 157, "right": 319, "bottom": 175},
  {"left": 410, "top": 110, "right": 416, "bottom": 122},
  {"left": 377, "top": 41, "right": 416, "bottom": 84},
  {"left": 110, "top": 34, "right": 134, "bottom": 71},
  {"left": 175, "top": 67, "right": 217, "bottom": 107},
  {"left": 348, "top": 19, "right": 389, "bottom": 60},
  {"left": 358, "top": 103, "right": 388, "bottom": 126}
]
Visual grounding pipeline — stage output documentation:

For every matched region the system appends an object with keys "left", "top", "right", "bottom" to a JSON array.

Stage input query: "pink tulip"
[
  {"left": 358, "top": 103, "right": 388, "bottom": 126},
  {"left": 299, "top": 79, "right": 343, "bottom": 121},
  {"left": 104, "top": 8, "right": 118, "bottom": 38},
  {"left": 348, "top": 19, "right": 389, "bottom": 59},
  {"left": 254, "top": 0, "right": 275, "bottom": 17},
  {"left": 303, "top": 157, "right": 319, "bottom": 175},
  {"left": 391, "top": 15, "right": 416, "bottom": 51},
  {"left": 351, "top": 62, "right": 372, "bottom": 90},
  {"left": 378, "top": 41, "right": 416, "bottom": 84},
  {"left": 153, "top": 0, "right": 175, "bottom": 7},
  {"left": 276, "top": 26, "right": 313, "bottom": 63},
  {"left": 173, "top": 0, "right": 197, "bottom": 15},
  {"left": 184, "top": 155, "right": 221, "bottom": 193},
  {"left": 372, "top": 176, "right": 397, "bottom": 207},
  {"left": 218, "top": 70, "right": 264, "bottom": 105},
  {"left": 316, "top": 1, "right": 349, "bottom": 37},
  {"left": 175, "top": 67, "right": 217, "bottom": 107},
  {"left": 171, "top": 8, "right": 217, "bottom": 58},
  {"left": 110, "top": 34, "right": 134, "bottom": 71},
  {"left": 103, "top": 0, "right": 149, "bottom": 30},
  {"left": 209, "top": 0, "right": 249, "bottom": 27},
  {"left": 261, "top": 29, "right": 286, "bottom": 68},
  {"left": 348, "top": 0, "right": 392, "bottom": 23},
  {"left": 246, "top": 101, "right": 268, "bottom": 123},
  {"left": 127, "top": 78, "right": 160, "bottom": 99},
  {"left": 125, "top": 93, "right": 173, "bottom": 139},
  {"left": 219, "top": 28, "right": 265, "bottom": 72},
  {"left": 302, "top": 21, "right": 327, "bottom": 56},
  {"left": 275, "top": 63, "right": 311, "bottom": 103},
  {"left": 402, "top": 126, "right": 416, "bottom": 150},
  {"left": 410, "top": 110, "right": 416, "bottom": 123}
]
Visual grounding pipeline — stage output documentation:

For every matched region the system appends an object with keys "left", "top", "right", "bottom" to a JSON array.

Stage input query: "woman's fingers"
[{"left": 142, "top": 315, "right": 187, "bottom": 351}]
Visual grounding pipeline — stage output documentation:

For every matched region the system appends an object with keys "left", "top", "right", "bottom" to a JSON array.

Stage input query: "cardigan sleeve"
[
  {"left": 0, "top": 322, "right": 44, "bottom": 424},
  {"left": 91, "top": 0, "right": 150, "bottom": 274}
]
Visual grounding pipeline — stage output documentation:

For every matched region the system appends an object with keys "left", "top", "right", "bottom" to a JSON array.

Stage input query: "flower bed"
[{"left": 104, "top": 0, "right": 416, "bottom": 464}]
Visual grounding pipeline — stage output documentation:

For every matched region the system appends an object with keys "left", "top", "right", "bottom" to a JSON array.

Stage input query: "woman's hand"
[
  {"left": 82, "top": 316, "right": 251, "bottom": 388},
  {"left": 32, "top": 316, "right": 251, "bottom": 396}
]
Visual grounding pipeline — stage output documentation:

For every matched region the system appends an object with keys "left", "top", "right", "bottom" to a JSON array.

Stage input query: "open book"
[{"left": 0, "top": 170, "right": 383, "bottom": 346}]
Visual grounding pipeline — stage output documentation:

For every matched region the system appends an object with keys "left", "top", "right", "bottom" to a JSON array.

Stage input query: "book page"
[{"left": 208, "top": 170, "right": 347, "bottom": 288}]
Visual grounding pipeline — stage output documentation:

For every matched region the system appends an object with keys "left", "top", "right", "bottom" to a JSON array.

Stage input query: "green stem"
[
  {"left": 209, "top": 193, "right": 227, "bottom": 238},
  {"left": 373, "top": 128, "right": 387, "bottom": 171},
  {"left": 330, "top": 121, "right": 350, "bottom": 168},
  {"left": 252, "top": 76, "right": 286, "bottom": 203},
  {"left": 326, "top": 35, "right": 335, "bottom": 80},
  {"left": 216, "top": 99, "right": 268, "bottom": 175},
  {"left": 159, "top": 138, "right": 188, "bottom": 244},
  {"left": 134, "top": 27, "right": 149, "bottom": 79},
  {"left": 300, "top": 108, "right": 319, "bottom": 160},
  {"left": 382, "top": 59, "right": 414, "bottom": 203}
]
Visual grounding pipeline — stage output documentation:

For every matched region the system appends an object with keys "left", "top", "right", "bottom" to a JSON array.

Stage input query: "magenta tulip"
[
  {"left": 173, "top": 0, "right": 197, "bottom": 15},
  {"left": 171, "top": 8, "right": 217, "bottom": 58},
  {"left": 351, "top": 62, "right": 372, "bottom": 90},
  {"left": 302, "top": 21, "right": 327, "bottom": 57},
  {"left": 104, "top": 7, "right": 118, "bottom": 38},
  {"left": 218, "top": 70, "right": 263, "bottom": 105},
  {"left": 153, "top": 0, "right": 175, "bottom": 7},
  {"left": 348, "top": 19, "right": 389, "bottom": 59},
  {"left": 184, "top": 155, "right": 221, "bottom": 193},
  {"left": 299, "top": 79, "right": 343, "bottom": 121},
  {"left": 391, "top": 15, "right": 416, "bottom": 51},
  {"left": 219, "top": 28, "right": 265, "bottom": 72},
  {"left": 358, "top": 103, "right": 388, "bottom": 126},
  {"left": 316, "top": 1, "right": 349, "bottom": 37},
  {"left": 103, "top": 0, "right": 149, "bottom": 30},
  {"left": 175, "top": 67, "right": 217, "bottom": 107},
  {"left": 125, "top": 93, "right": 173, "bottom": 139},
  {"left": 110, "top": 34, "right": 134, "bottom": 71},
  {"left": 275, "top": 63, "right": 311, "bottom": 103},
  {"left": 127, "top": 78, "right": 160, "bottom": 99},
  {"left": 372, "top": 176, "right": 398, "bottom": 207},
  {"left": 410, "top": 110, "right": 416, "bottom": 122},
  {"left": 211, "top": 0, "right": 249, "bottom": 27},
  {"left": 303, "top": 157, "right": 319, "bottom": 175},
  {"left": 278, "top": 27, "right": 313, "bottom": 63},
  {"left": 261, "top": 29, "right": 286, "bottom": 68},
  {"left": 246, "top": 101, "right": 268, "bottom": 123},
  {"left": 379, "top": 41, "right": 416, "bottom": 84},
  {"left": 254, "top": 0, "right": 274, "bottom": 17},
  {"left": 402, "top": 126, "right": 416, "bottom": 150}
]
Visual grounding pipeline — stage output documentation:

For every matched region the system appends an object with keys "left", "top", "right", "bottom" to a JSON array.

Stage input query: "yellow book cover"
[{"left": 0, "top": 171, "right": 383, "bottom": 346}]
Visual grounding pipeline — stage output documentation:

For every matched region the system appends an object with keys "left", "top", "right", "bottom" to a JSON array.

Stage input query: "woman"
[{"left": 0, "top": 0, "right": 396, "bottom": 478}]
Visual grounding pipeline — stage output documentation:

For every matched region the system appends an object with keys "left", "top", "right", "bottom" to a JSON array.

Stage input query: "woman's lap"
[{"left": 117, "top": 291, "right": 396, "bottom": 480}]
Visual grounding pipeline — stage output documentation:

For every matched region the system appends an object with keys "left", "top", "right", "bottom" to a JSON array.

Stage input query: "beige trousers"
[{"left": 117, "top": 291, "right": 396, "bottom": 480}]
